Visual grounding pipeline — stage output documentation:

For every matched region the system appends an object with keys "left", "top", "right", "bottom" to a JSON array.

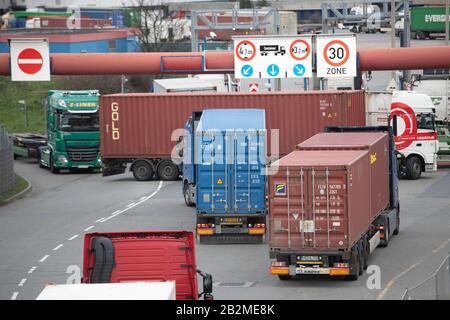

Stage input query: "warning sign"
[
  {"left": 217, "top": 178, "right": 223, "bottom": 185},
  {"left": 9, "top": 39, "right": 51, "bottom": 81},
  {"left": 316, "top": 35, "right": 356, "bottom": 78}
]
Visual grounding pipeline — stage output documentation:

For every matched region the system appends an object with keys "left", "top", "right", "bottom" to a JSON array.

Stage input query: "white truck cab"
[{"left": 366, "top": 91, "right": 438, "bottom": 179}]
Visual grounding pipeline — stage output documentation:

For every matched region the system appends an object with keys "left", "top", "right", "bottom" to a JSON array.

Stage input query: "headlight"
[{"left": 57, "top": 155, "right": 68, "bottom": 163}]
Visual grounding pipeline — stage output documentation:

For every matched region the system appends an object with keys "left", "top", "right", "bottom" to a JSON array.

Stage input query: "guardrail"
[
  {"left": 402, "top": 254, "right": 450, "bottom": 300},
  {"left": 0, "top": 126, "right": 15, "bottom": 196}
]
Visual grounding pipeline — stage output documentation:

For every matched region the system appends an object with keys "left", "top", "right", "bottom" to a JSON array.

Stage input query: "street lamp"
[{"left": 18, "top": 100, "right": 28, "bottom": 129}]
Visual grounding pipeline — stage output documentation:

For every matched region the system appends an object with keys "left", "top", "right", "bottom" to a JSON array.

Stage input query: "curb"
[{"left": 1, "top": 175, "right": 32, "bottom": 204}]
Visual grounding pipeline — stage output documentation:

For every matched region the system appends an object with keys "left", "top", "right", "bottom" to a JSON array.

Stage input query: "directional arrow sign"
[
  {"left": 241, "top": 65, "right": 253, "bottom": 77},
  {"left": 293, "top": 64, "right": 306, "bottom": 77},
  {"left": 267, "top": 64, "right": 280, "bottom": 77}
]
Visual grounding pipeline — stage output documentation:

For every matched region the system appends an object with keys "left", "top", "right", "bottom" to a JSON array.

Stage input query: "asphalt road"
[{"left": 1, "top": 158, "right": 449, "bottom": 300}]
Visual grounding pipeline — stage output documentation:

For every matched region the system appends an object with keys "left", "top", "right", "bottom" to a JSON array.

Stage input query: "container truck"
[
  {"left": 269, "top": 126, "right": 400, "bottom": 281},
  {"left": 395, "top": 6, "right": 450, "bottom": 39},
  {"left": 366, "top": 91, "right": 438, "bottom": 179},
  {"left": 82, "top": 231, "right": 213, "bottom": 300},
  {"left": 100, "top": 90, "right": 365, "bottom": 181},
  {"left": 39, "top": 90, "right": 102, "bottom": 173},
  {"left": 10, "top": 133, "right": 47, "bottom": 160},
  {"left": 182, "top": 109, "right": 267, "bottom": 244}
]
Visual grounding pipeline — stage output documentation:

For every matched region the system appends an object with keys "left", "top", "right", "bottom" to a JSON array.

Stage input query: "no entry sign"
[
  {"left": 9, "top": 39, "right": 50, "bottom": 81},
  {"left": 316, "top": 35, "right": 356, "bottom": 78}
]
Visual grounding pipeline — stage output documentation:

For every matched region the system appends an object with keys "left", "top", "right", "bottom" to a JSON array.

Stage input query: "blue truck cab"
[{"left": 182, "top": 109, "right": 267, "bottom": 244}]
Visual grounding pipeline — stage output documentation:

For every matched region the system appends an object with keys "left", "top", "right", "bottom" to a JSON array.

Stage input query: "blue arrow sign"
[
  {"left": 293, "top": 64, "right": 306, "bottom": 77},
  {"left": 241, "top": 65, "right": 253, "bottom": 77},
  {"left": 267, "top": 64, "right": 280, "bottom": 77}
]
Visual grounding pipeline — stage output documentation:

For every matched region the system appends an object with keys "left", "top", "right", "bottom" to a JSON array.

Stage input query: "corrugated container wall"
[
  {"left": 100, "top": 91, "right": 365, "bottom": 159},
  {"left": 268, "top": 150, "right": 372, "bottom": 252},
  {"left": 296, "top": 132, "right": 390, "bottom": 222}
]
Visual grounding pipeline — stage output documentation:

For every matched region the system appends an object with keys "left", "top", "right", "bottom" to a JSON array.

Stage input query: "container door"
[
  {"left": 196, "top": 131, "right": 229, "bottom": 213},
  {"left": 229, "top": 130, "right": 265, "bottom": 214}
]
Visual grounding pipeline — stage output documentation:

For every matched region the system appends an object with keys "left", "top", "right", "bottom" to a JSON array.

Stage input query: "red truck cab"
[{"left": 82, "top": 231, "right": 213, "bottom": 300}]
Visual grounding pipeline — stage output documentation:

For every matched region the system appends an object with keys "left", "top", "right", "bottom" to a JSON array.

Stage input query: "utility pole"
[
  {"left": 390, "top": 0, "right": 396, "bottom": 82},
  {"left": 446, "top": 0, "right": 449, "bottom": 45}
]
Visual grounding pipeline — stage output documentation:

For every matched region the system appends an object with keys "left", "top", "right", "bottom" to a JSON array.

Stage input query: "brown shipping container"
[
  {"left": 268, "top": 150, "right": 372, "bottom": 252},
  {"left": 100, "top": 90, "right": 365, "bottom": 159},
  {"left": 296, "top": 132, "right": 390, "bottom": 221}
]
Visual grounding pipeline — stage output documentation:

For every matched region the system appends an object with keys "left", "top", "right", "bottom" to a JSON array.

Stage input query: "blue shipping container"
[{"left": 195, "top": 109, "right": 266, "bottom": 215}]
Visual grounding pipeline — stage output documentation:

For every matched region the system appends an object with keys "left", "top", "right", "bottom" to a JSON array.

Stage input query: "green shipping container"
[{"left": 412, "top": 6, "right": 450, "bottom": 33}]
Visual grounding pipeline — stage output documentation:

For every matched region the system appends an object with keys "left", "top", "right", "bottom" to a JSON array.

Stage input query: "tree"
[
  {"left": 240, "top": 0, "right": 254, "bottom": 9},
  {"left": 255, "top": 0, "right": 270, "bottom": 8}
]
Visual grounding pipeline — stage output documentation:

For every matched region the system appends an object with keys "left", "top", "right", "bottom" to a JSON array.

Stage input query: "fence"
[
  {"left": 402, "top": 255, "right": 450, "bottom": 300},
  {"left": 0, "top": 126, "right": 15, "bottom": 196}
]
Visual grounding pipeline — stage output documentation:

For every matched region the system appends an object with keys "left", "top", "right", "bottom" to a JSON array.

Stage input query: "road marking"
[
  {"left": 53, "top": 244, "right": 64, "bottom": 251},
  {"left": 68, "top": 234, "right": 79, "bottom": 241},
  {"left": 377, "top": 236, "right": 450, "bottom": 300},
  {"left": 11, "top": 292, "right": 19, "bottom": 300},
  {"left": 126, "top": 202, "right": 136, "bottom": 208},
  {"left": 84, "top": 226, "right": 94, "bottom": 232},
  {"left": 18, "top": 278, "right": 27, "bottom": 287},
  {"left": 139, "top": 196, "right": 147, "bottom": 201},
  {"left": 95, "top": 217, "right": 105, "bottom": 223},
  {"left": 39, "top": 255, "right": 49, "bottom": 263},
  {"left": 28, "top": 266, "right": 37, "bottom": 274},
  {"left": 102, "top": 181, "right": 164, "bottom": 223}
]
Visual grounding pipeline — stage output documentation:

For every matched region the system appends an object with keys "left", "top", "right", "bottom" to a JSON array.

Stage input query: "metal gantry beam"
[{"left": 190, "top": 9, "right": 279, "bottom": 52}]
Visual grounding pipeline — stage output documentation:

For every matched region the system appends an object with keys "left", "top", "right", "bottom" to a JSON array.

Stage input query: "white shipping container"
[{"left": 36, "top": 282, "right": 176, "bottom": 300}]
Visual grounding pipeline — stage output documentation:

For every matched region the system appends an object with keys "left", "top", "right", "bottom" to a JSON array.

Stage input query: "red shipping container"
[
  {"left": 100, "top": 90, "right": 365, "bottom": 160},
  {"left": 268, "top": 150, "right": 373, "bottom": 252},
  {"left": 296, "top": 132, "right": 390, "bottom": 221}
]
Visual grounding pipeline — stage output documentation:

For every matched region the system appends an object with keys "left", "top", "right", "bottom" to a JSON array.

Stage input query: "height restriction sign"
[
  {"left": 9, "top": 38, "right": 51, "bottom": 81},
  {"left": 316, "top": 35, "right": 356, "bottom": 78},
  {"left": 234, "top": 36, "right": 313, "bottom": 79}
]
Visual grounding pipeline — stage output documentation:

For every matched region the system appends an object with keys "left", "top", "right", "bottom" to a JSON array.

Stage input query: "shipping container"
[
  {"left": 100, "top": 90, "right": 365, "bottom": 180},
  {"left": 296, "top": 132, "right": 390, "bottom": 221},
  {"left": 268, "top": 127, "right": 400, "bottom": 281}
]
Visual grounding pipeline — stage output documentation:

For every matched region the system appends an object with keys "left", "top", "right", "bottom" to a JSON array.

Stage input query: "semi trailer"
[
  {"left": 39, "top": 90, "right": 102, "bottom": 173},
  {"left": 11, "top": 133, "right": 47, "bottom": 160},
  {"left": 82, "top": 231, "right": 213, "bottom": 300},
  {"left": 182, "top": 109, "right": 267, "bottom": 244},
  {"left": 99, "top": 90, "right": 365, "bottom": 181},
  {"left": 395, "top": 6, "right": 450, "bottom": 39},
  {"left": 269, "top": 126, "right": 400, "bottom": 281}
]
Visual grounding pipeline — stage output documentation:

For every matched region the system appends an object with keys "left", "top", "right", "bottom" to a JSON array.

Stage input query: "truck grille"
[{"left": 67, "top": 147, "right": 99, "bottom": 162}]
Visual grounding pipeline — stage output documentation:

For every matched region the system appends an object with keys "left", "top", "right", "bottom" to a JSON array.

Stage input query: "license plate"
[
  {"left": 78, "top": 165, "right": 89, "bottom": 168},
  {"left": 224, "top": 218, "right": 240, "bottom": 223},
  {"left": 298, "top": 255, "right": 320, "bottom": 261},
  {"left": 296, "top": 267, "right": 329, "bottom": 275}
]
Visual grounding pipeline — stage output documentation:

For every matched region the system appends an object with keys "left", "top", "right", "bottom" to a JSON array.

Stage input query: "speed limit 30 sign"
[{"left": 316, "top": 35, "right": 356, "bottom": 78}]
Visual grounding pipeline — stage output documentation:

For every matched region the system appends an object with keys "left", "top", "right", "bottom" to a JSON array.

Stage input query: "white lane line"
[
  {"left": 68, "top": 234, "right": 79, "bottom": 241},
  {"left": 53, "top": 244, "right": 64, "bottom": 251},
  {"left": 11, "top": 292, "right": 19, "bottom": 300},
  {"left": 101, "top": 181, "right": 164, "bottom": 223},
  {"left": 126, "top": 202, "right": 136, "bottom": 208},
  {"left": 95, "top": 217, "right": 105, "bottom": 223},
  {"left": 139, "top": 196, "right": 147, "bottom": 201},
  {"left": 84, "top": 226, "right": 94, "bottom": 232},
  {"left": 18, "top": 279, "right": 27, "bottom": 287},
  {"left": 39, "top": 255, "right": 49, "bottom": 263},
  {"left": 28, "top": 266, "right": 37, "bottom": 274}
]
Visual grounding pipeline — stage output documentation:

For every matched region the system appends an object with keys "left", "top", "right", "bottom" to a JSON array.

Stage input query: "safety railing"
[{"left": 0, "top": 126, "right": 15, "bottom": 196}]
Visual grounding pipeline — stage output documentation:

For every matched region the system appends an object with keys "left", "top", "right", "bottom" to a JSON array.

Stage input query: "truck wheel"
[
  {"left": 50, "top": 153, "right": 59, "bottom": 174},
  {"left": 278, "top": 275, "right": 293, "bottom": 280},
  {"left": 405, "top": 156, "right": 422, "bottom": 180},
  {"left": 347, "top": 247, "right": 360, "bottom": 281},
  {"left": 132, "top": 160, "right": 154, "bottom": 181},
  {"left": 417, "top": 31, "right": 426, "bottom": 40},
  {"left": 393, "top": 210, "right": 400, "bottom": 235},
  {"left": 183, "top": 183, "right": 195, "bottom": 207},
  {"left": 363, "top": 237, "right": 369, "bottom": 270},
  {"left": 157, "top": 160, "right": 179, "bottom": 181},
  {"left": 357, "top": 241, "right": 364, "bottom": 275}
]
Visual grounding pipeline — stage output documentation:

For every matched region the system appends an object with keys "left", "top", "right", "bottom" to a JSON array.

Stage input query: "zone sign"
[{"left": 316, "top": 35, "right": 356, "bottom": 78}]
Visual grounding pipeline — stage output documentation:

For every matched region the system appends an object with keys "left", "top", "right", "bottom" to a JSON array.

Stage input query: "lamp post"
[{"left": 18, "top": 100, "right": 28, "bottom": 129}]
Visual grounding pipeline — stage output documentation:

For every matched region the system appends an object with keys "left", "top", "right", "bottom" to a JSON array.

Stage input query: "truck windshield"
[
  {"left": 416, "top": 113, "right": 435, "bottom": 131},
  {"left": 58, "top": 112, "right": 99, "bottom": 132}
]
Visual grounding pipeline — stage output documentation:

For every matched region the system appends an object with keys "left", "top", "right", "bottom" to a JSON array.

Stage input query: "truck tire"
[
  {"left": 357, "top": 241, "right": 364, "bottom": 276},
  {"left": 157, "top": 160, "right": 179, "bottom": 181},
  {"left": 393, "top": 209, "right": 400, "bottom": 235},
  {"left": 89, "top": 236, "right": 115, "bottom": 283},
  {"left": 278, "top": 275, "right": 293, "bottom": 280},
  {"left": 347, "top": 246, "right": 360, "bottom": 281},
  {"left": 416, "top": 31, "right": 426, "bottom": 40},
  {"left": 132, "top": 160, "right": 154, "bottom": 181},
  {"left": 183, "top": 182, "right": 195, "bottom": 207},
  {"left": 363, "top": 236, "right": 369, "bottom": 270},
  {"left": 405, "top": 156, "right": 422, "bottom": 180},
  {"left": 50, "top": 153, "right": 59, "bottom": 174}
]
